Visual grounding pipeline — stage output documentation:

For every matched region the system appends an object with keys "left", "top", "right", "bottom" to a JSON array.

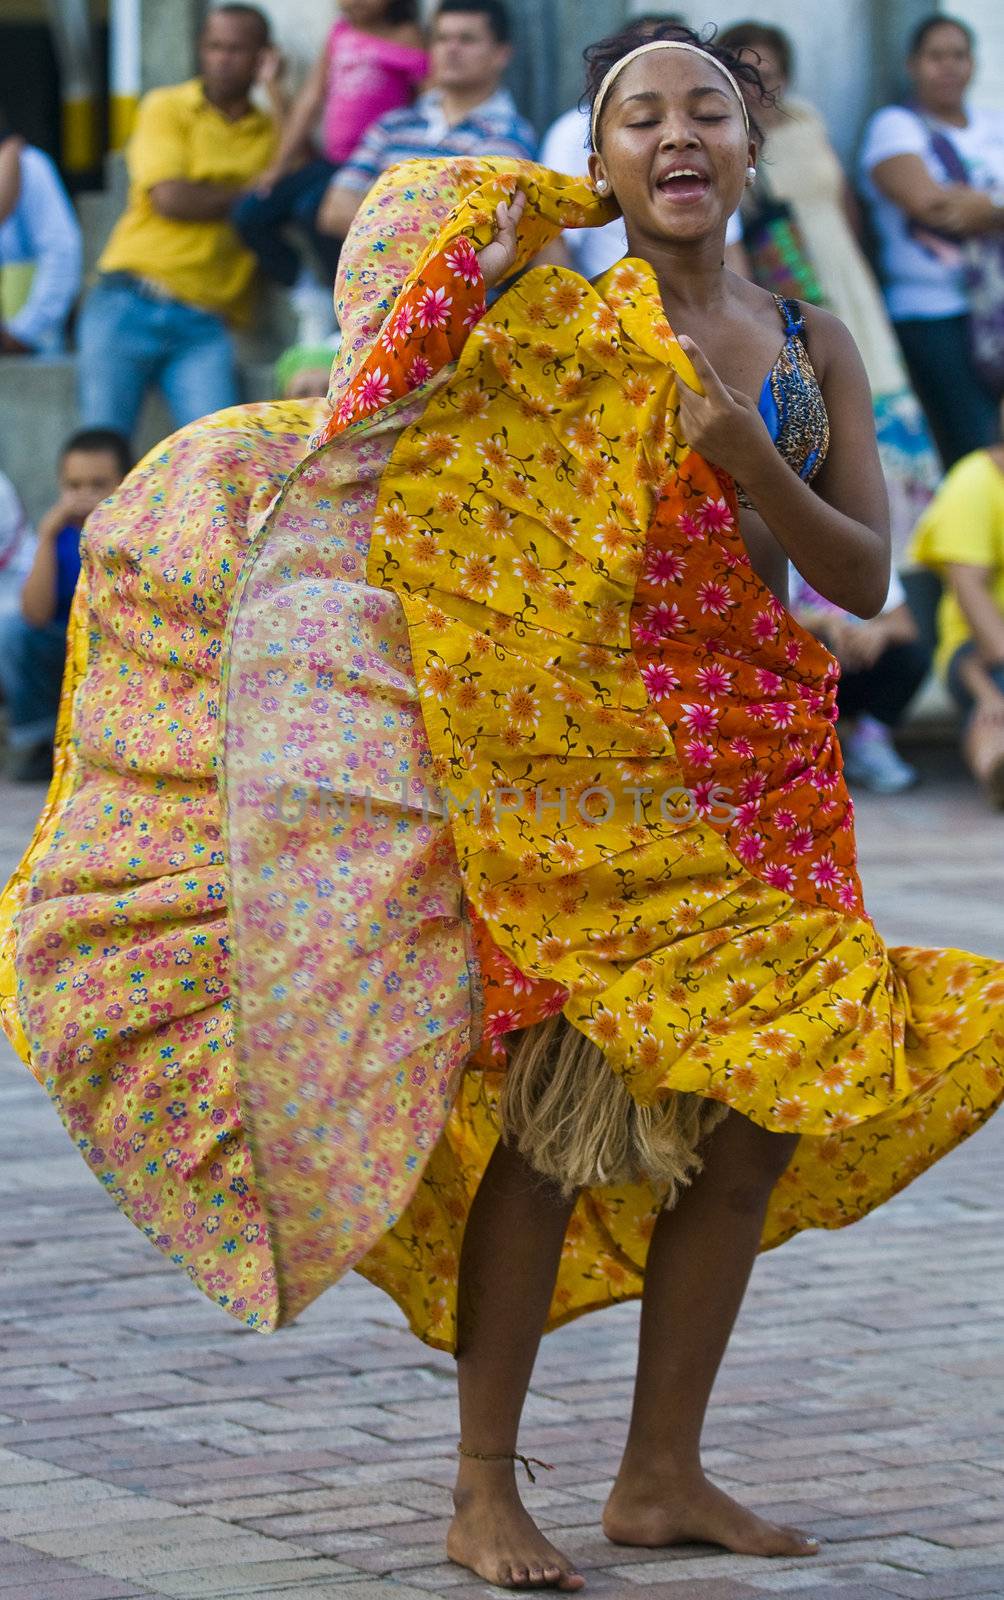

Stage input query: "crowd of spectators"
[{"left": 1, "top": 4, "right": 1004, "bottom": 806}]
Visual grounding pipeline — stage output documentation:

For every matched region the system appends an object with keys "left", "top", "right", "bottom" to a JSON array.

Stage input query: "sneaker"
[
  {"left": 842, "top": 715, "right": 919, "bottom": 796},
  {"left": 289, "top": 270, "right": 336, "bottom": 344}
]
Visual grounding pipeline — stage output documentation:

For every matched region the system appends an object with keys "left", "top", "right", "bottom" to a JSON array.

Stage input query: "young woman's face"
[
  {"left": 590, "top": 52, "right": 754, "bottom": 249},
  {"left": 910, "top": 23, "right": 973, "bottom": 112}
]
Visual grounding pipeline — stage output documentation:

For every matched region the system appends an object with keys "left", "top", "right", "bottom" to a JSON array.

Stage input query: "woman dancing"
[{"left": 3, "top": 20, "right": 1002, "bottom": 1594}]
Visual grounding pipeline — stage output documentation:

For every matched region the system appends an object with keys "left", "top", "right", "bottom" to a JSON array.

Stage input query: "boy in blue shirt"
[{"left": 0, "top": 429, "right": 130, "bottom": 781}]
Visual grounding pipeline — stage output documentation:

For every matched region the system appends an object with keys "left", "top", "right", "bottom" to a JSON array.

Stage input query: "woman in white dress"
[{"left": 859, "top": 15, "right": 1004, "bottom": 469}]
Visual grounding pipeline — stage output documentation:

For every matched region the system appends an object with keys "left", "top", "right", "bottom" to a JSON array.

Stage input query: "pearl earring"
[
  {"left": 746, "top": 165, "right": 757, "bottom": 186},
  {"left": 596, "top": 178, "right": 609, "bottom": 195}
]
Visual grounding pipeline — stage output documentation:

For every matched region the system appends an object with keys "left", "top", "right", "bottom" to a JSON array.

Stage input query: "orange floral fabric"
[
  {"left": 325, "top": 236, "right": 485, "bottom": 437},
  {"left": 633, "top": 482, "right": 863, "bottom": 916}
]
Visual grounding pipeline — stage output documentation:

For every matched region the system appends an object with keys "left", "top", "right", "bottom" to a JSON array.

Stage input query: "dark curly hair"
[
  {"left": 386, "top": 0, "right": 420, "bottom": 21},
  {"left": 584, "top": 19, "right": 771, "bottom": 149}
]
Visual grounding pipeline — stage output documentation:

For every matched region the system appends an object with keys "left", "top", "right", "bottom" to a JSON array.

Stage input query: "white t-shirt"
[
  {"left": 0, "top": 470, "right": 34, "bottom": 618},
  {"left": 859, "top": 103, "right": 1004, "bottom": 322},
  {"left": 541, "top": 105, "right": 742, "bottom": 282}
]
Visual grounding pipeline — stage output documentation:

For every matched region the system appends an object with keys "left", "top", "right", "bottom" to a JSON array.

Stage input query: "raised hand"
[
  {"left": 253, "top": 162, "right": 288, "bottom": 198},
  {"left": 675, "top": 334, "right": 771, "bottom": 482},
  {"left": 475, "top": 190, "right": 527, "bottom": 289},
  {"left": 256, "top": 45, "right": 285, "bottom": 89}
]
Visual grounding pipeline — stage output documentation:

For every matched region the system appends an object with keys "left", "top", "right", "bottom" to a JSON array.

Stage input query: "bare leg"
[
  {"left": 446, "top": 1137, "right": 586, "bottom": 1590},
  {"left": 964, "top": 704, "right": 1004, "bottom": 809},
  {"left": 604, "top": 1109, "right": 819, "bottom": 1557}
]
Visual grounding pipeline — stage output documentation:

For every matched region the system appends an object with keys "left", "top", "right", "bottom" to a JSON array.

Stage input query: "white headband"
[{"left": 590, "top": 40, "right": 752, "bottom": 151}]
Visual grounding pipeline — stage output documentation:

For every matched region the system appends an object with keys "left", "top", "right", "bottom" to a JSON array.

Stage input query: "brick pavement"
[{"left": 0, "top": 749, "right": 1002, "bottom": 1600}]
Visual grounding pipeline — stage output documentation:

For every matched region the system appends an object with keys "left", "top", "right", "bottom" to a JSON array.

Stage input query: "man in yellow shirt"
[
  {"left": 78, "top": 5, "right": 280, "bottom": 440},
  {"left": 910, "top": 406, "right": 1004, "bottom": 807}
]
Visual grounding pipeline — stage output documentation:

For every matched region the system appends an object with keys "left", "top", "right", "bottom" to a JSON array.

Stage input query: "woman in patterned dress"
[
  {"left": 441, "top": 23, "right": 886, "bottom": 1586},
  {"left": 4, "top": 19, "right": 1004, "bottom": 1595}
]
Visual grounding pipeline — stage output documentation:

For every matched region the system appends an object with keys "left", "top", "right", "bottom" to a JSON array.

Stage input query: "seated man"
[
  {"left": 0, "top": 429, "right": 130, "bottom": 782},
  {"left": 0, "top": 114, "right": 83, "bottom": 355},
  {"left": 318, "top": 0, "right": 536, "bottom": 244},
  {"left": 790, "top": 564, "right": 928, "bottom": 795},
  {"left": 77, "top": 5, "right": 282, "bottom": 440},
  {"left": 910, "top": 404, "right": 1004, "bottom": 808}
]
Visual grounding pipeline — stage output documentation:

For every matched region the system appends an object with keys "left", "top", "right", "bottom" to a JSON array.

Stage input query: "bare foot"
[
  {"left": 603, "top": 1466, "right": 819, "bottom": 1558},
  {"left": 448, "top": 1470, "right": 585, "bottom": 1590}
]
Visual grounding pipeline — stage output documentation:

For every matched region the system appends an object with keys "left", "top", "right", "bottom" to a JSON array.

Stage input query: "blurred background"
[
  {"left": 1, "top": 0, "right": 1002, "bottom": 529},
  {"left": 4, "top": 0, "right": 1002, "bottom": 193}
]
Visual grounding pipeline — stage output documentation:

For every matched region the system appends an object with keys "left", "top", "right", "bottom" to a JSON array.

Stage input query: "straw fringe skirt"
[{"left": 499, "top": 1015, "right": 729, "bottom": 1201}]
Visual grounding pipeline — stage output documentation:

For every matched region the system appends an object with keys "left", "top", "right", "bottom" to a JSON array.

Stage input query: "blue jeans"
[
  {"left": 0, "top": 612, "right": 68, "bottom": 750},
  {"left": 232, "top": 158, "right": 342, "bottom": 287},
  {"left": 894, "top": 315, "right": 999, "bottom": 470},
  {"left": 947, "top": 640, "right": 1004, "bottom": 724},
  {"left": 77, "top": 275, "right": 240, "bottom": 440}
]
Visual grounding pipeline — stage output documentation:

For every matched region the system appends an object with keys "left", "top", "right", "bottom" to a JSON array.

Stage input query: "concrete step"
[
  {"left": 77, "top": 154, "right": 128, "bottom": 279},
  {"left": 77, "top": 191, "right": 126, "bottom": 281},
  {"left": 0, "top": 353, "right": 278, "bottom": 527}
]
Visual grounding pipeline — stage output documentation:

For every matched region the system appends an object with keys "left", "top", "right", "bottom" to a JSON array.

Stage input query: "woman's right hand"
[
  {"left": 831, "top": 616, "right": 888, "bottom": 671},
  {"left": 928, "top": 184, "right": 996, "bottom": 236},
  {"left": 476, "top": 191, "right": 526, "bottom": 289},
  {"left": 254, "top": 164, "right": 285, "bottom": 198}
]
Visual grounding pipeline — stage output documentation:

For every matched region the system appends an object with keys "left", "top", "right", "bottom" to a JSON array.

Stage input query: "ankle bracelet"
[{"left": 457, "top": 1443, "right": 556, "bottom": 1483}]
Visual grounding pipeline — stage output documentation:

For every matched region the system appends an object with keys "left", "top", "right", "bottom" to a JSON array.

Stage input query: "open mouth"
[{"left": 655, "top": 168, "right": 712, "bottom": 204}]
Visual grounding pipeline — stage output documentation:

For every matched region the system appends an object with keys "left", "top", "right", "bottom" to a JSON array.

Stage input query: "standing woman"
[
  {"left": 860, "top": 14, "right": 1004, "bottom": 469},
  {"left": 720, "top": 22, "right": 941, "bottom": 563},
  {"left": 3, "top": 19, "right": 1004, "bottom": 1598}
]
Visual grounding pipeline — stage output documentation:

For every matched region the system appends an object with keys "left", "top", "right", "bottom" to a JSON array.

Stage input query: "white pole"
[
  {"left": 44, "top": 0, "right": 98, "bottom": 172},
  {"left": 109, "top": 0, "right": 142, "bottom": 150}
]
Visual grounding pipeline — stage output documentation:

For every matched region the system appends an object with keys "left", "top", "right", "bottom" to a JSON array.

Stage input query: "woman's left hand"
[{"left": 675, "top": 336, "right": 772, "bottom": 482}]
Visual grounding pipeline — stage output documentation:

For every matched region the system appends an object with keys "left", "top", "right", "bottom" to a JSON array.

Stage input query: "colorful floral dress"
[{"left": 2, "top": 158, "right": 1001, "bottom": 1346}]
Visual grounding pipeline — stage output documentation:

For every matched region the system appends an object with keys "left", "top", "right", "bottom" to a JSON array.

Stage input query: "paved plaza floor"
[{"left": 0, "top": 749, "right": 1002, "bottom": 1600}]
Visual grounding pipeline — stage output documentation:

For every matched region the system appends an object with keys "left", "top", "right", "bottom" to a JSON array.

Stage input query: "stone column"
[
  {"left": 138, "top": 0, "right": 201, "bottom": 92},
  {"left": 870, "top": 0, "right": 935, "bottom": 104}
]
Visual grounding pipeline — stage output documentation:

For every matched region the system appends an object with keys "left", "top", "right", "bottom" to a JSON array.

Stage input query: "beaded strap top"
[{"left": 739, "top": 294, "right": 830, "bottom": 506}]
